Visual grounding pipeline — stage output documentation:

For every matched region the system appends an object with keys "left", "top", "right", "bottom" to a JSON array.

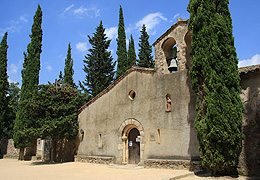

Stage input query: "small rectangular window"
[
  {"left": 157, "top": 129, "right": 160, "bottom": 144},
  {"left": 98, "top": 134, "right": 102, "bottom": 148}
]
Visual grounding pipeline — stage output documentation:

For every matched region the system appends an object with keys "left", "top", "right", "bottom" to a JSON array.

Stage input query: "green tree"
[
  {"left": 0, "top": 32, "right": 9, "bottom": 140},
  {"left": 81, "top": 21, "right": 115, "bottom": 98},
  {"left": 31, "top": 81, "right": 82, "bottom": 162},
  {"left": 137, "top": 24, "right": 154, "bottom": 68},
  {"left": 128, "top": 34, "right": 136, "bottom": 66},
  {"left": 4, "top": 82, "right": 20, "bottom": 139},
  {"left": 64, "top": 42, "right": 75, "bottom": 87},
  {"left": 187, "top": 0, "right": 243, "bottom": 175},
  {"left": 116, "top": 5, "right": 128, "bottom": 79},
  {"left": 13, "top": 4, "right": 42, "bottom": 160}
]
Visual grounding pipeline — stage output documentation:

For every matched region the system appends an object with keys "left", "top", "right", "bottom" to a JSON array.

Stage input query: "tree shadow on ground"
[
  {"left": 194, "top": 171, "right": 260, "bottom": 180},
  {"left": 29, "top": 161, "right": 71, "bottom": 166}
]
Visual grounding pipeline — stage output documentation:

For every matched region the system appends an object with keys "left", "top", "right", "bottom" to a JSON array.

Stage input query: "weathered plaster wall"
[
  {"left": 77, "top": 69, "right": 200, "bottom": 164},
  {"left": 239, "top": 69, "right": 260, "bottom": 176}
]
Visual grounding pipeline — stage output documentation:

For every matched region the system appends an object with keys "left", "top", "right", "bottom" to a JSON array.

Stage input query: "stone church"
[
  {"left": 75, "top": 18, "right": 260, "bottom": 174},
  {"left": 75, "top": 18, "right": 260, "bottom": 175},
  {"left": 76, "top": 19, "right": 199, "bottom": 168}
]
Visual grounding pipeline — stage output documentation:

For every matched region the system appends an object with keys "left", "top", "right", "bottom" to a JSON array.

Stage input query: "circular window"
[{"left": 129, "top": 90, "right": 136, "bottom": 100}]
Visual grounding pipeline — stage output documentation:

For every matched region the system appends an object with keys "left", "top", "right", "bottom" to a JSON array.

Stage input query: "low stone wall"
[
  {"left": 3, "top": 139, "right": 19, "bottom": 159},
  {"left": 75, "top": 155, "right": 115, "bottom": 164},
  {"left": 144, "top": 159, "right": 201, "bottom": 171}
]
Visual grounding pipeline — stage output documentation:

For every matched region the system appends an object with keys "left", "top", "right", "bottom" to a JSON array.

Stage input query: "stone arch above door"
[{"left": 118, "top": 119, "right": 144, "bottom": 165}]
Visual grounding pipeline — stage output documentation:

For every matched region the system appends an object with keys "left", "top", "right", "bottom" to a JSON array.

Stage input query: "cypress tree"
[
  {"left": 63, "top": 42, "right": 75, "bottom": 87},
  {"left": 13, "top": 4, "right": 42, "bottom": 160},
  {"left": 116, "top": 5, "right": 128, "bottom": 79},
  {"left": 137, "top": 24, "right": 154, "bottom": 68},
  {"left": 82, "top": 21, "right": 115, "bottom": 98},
  {"left": 188, "top": 0, "right": 243, "bottom": 175},
  {"left": 128, "top": 34, "right": 136, "bottom": 66},
  {"left": 0, "top": 32, "right": 9, "bottom": 140}
]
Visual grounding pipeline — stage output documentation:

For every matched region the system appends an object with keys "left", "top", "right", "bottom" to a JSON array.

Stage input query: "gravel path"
[{"left": 0, "top": 159, "right": 251, "bottom": 180}]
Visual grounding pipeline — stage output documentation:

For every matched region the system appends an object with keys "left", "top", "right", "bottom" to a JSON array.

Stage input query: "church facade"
[
  {"left": 76, "top": 19, "right": 200, "bottom": 167},
  {"left": 75, "top": 19, "right": 260, "bottom": 175}
]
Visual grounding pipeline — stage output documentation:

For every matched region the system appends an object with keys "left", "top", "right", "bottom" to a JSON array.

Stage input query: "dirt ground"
[{"left": 0, "top": 159, "right": 251, "bottom": 180}]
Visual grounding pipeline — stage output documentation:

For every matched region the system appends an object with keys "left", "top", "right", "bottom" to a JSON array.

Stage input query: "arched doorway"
[
  {"left": 128, "top": 128, "right": 140, "bottom": 164},
  {"left": 118, "top": 119, "right": 144, "bottom": 165}
]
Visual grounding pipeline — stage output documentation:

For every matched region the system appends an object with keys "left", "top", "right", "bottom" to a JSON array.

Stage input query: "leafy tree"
[
  {"left": 13, "top": 4, "right": 42, "bottom": 160},
  {"left": 0, "top": 32, "right": 9, "bottom": 140},
  {"left": 4, "top": 82, "right": 20, "bottom": 139},
  {"left": 31, "top": 81, "right": 82, "bottom": 162},
  {"left": 187, "top": 0, "right": 243, "bottom": 175},
  {"left": 81, "top": 21, "right": 115, "bottom": 98},
  {"left": 137, "top": 24, "right": 154, "bottom": 68},
  {"left": 64, "top": 42, "right": 75, "bottom": 87},
  {"left": 128, "top": 34, "right": 136, "bottom": 66},
  {"left": 116, "top": 5, "right": 128, "bottom": 79}
]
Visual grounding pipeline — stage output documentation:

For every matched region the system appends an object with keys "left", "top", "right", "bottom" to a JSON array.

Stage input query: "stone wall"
[
  {"left": 3, "top": 139, "right": 19, "bottom": 159},
  {"left": 75, "top": 155, "right": 115, "bottom": 164},
  {"left": 144, "top": 159, "right": 201, "bottom": 171},
  {"left": 239, "top": 67, "right": 260, "bottom": 176},
  {"left": 153, "top": 19, "right": 191, "bottom": 75}
]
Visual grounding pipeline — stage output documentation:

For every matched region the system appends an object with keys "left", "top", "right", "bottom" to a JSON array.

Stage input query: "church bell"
[{"left": 168, "top": 59, "right": 178, "bottom": 71}]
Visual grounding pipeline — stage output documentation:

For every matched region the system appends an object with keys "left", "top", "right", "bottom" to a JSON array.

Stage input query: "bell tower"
[{"left": 153, "top": 18, "right": 191, "bottom": 75}]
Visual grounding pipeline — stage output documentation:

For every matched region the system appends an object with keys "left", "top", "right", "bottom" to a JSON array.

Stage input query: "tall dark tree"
[
  {"left": 63, "top": 42, "right": 75, "bottom": 87},
  {"left": 187, "top": 0, "right": 243, "bottom": 175},
  {"left": 81, "top": 21, "right": 115, "bottom": 98},
  {"left": 116, "top": 5, "right": 128, "bottom": 79},
  {"left": 128, "top": 34, "right": 136, "bottom": 66},
  {"left": 0, "top": 32, "right": 9, "bottom": 140},
  {"left": 13, "top": 4, "right": 42, "bottom": 160},
  {"left": 137, "top": 24, "right": 154, "bottom": 68}
]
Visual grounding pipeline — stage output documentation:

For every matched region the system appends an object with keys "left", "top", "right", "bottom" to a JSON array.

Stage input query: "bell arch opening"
[
  {"left": 162, "top": 37, "right": 178, "bottom": 72},
  {"left": 184, "top": 30, "right": 192, "bottom": 68}
]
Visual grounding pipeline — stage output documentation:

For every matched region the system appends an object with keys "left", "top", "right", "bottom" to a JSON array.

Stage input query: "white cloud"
[
  {"left": 173, "top": 13, "right": 180, "bottom": 19},
  {"left": 46, "top": 65, "right": 53, "bottom": 72},
  {"left": 9, "top": 64, "right": 19, "bottom": 74},
  {"left": 65, "top": 4, "right": 74, "bottom": 13},
  {"left": 20, "top": 16, "right": 28, "bottom": 22},
  {"left": 136, "top": 12, "right": 167, "bottom": 33},
  {"left": 0, "top": 15, "right": 27, "bottom": 36},
  {"left": 8, "top": 60, "right": 22, "bottom": 75},
  {"left": 76, "top": 42, "right": 87, "bottom": 52},
  {"left": 105, "top": 26, "right": 117, "bottom": 40},
  {"left": 74, "top": 5, "right": 100, "bottom": 18},
  {"left": 238, "top": 54, "right": 260, "bottom": 67},
  {"left": 61, "top": 4, "right": 74, "bottom": 16}
]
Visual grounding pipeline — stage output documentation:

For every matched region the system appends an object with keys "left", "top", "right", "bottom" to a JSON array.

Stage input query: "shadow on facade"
[{"left": 239, "top": 70, "right": 260, "bottom": 177}]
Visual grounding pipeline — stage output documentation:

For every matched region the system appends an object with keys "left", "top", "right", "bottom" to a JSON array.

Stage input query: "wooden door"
[{"left": 128, "top": 128, "right": 140, "bottom": 164}]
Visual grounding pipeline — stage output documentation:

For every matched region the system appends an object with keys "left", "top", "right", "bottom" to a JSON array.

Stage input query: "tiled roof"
[{"left": 239, "top": 64, "right": 260, "bottom": 75}]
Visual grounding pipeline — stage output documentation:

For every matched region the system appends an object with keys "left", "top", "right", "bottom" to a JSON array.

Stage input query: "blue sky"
[{"left": 1, "top": 0, "right": 260, "bottom": 86}]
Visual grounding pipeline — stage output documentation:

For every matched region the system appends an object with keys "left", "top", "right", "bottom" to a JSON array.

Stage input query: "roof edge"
[
  {"left": 239, "top": 64, "right": 260, "bottom": 75},
  {"left": 152, "top": 19, "right": 189, "bottom": 47},
  {"left": 78, "top": 66, "right": 155, "bottom": 114}
]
